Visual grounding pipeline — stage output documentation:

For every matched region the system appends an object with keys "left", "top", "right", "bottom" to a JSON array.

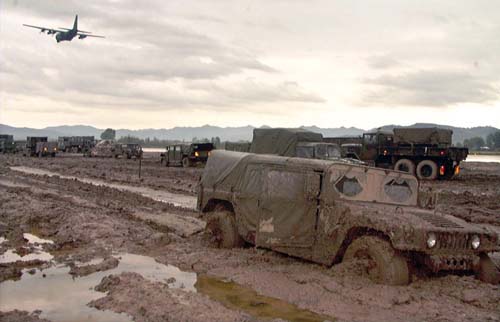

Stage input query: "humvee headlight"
[
  {"left": 427, "top": 233, "right": 437, "bottom": 248},
  {"left": 471, "top": 235, "right": 480, "bottom": 249},
  {"left": 194, "top": 151, "right": 199, "bottom": 157}
]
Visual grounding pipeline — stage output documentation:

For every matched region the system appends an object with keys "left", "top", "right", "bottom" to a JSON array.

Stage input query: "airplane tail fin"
[{"left": 73, "top": 15, "right": 78, "bottom": 31}]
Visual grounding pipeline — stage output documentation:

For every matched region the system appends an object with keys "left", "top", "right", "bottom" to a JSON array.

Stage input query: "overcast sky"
[{"left": 1, "top": 0, "right": 499, "bottom": 129}]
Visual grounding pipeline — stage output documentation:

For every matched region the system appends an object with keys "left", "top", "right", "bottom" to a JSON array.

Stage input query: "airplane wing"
[
  {"left": 23, "top": 24, "right": 65, "bottom": 34},
  {"left": 77, "top": 32, "right": 105, "bottom": 39}
]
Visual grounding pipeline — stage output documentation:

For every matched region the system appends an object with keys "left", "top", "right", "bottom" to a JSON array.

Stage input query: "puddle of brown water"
[
  {"left": 0, "top": 253, "right": 197, "bottom": 322},
  {"left": 195, "top": 275, "right": 335, "bottom": 322},
  {"left": 10, "top": 166, "right": 196, "bottom": 209}
]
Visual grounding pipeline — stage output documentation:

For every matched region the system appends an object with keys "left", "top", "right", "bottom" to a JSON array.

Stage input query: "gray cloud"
[
  {"left": 366, "top": 54, "right": 401, "bottom": 70},
  {"left": 1, "top": 0, "right": 328, "bottom": 114},
  {"left": 361, "top": 69, "right": 499, "bottom": 107}
]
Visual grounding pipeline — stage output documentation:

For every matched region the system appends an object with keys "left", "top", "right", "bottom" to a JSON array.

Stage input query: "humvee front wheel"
[
  {"left": 344, "top": 236, "right": 410, "bottom": 285},
  {"left": 477, "top": 253, "right": 500, "bottom": 284},
  {"left": 182, "top": 157, "right": 191, "bottom": 168},
  {"left": 205, "top": 211, "right": 244, "bottom": 249}
]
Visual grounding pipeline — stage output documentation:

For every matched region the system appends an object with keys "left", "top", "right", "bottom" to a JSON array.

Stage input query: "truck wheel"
[
  {"left": 394, "top": 159, "right": 415, "bottom": 174},
  {"left": 343, "top": 236, "right": 409, "bottom": 285},
  {"left": 205, "top": 211, "right": 244, "bottom": 249},
  {"left": 416, "top": 160, "right": 438, "bottom": 180},
  {"left": 477, "top": 253, "right": 500, "bottom": 284},
  {"left": 182, "top": 157, "right": 191, "bottom": 168}
]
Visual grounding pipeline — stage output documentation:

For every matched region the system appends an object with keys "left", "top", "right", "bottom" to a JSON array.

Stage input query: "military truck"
[
  {"left": 120, "top": 143, "right": 143, "bottom": 159},
  {"left": 163, "top": 143, "right": 214, "bottom": 167},
  {"left": 226, "top": 128, "right": 342, "bottom": 161},
  {"left": 198, "top": 150, "right": 499, "bottom": 285},
  {"left": 324, "top": 127, "right": 469, "bottom": 180},
  {"left": 58, "top": 136, "right": 95, "bottom": 153},
  {"left": 24, "top": 137, "right": 57, "bottom": 157},
  {"left": 0, "top": 134, "right": 15, "bottom": 153}
]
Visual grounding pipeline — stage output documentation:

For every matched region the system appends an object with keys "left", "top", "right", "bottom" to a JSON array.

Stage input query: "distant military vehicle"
[
  {"left": 224, "top": 142, "right": 251, "bottom": 153},
  {"left": 324, "top": 127, "right": 469, "bottom": 180},
  {"left": 226, "top": 128, "right": 343, "bottom": 161},
  {"left": 0, "top": 134, "right": 15, "bottom": 153},
  {"left": 58, "top": 136, "right": 95, "bottom": 153},
  {"left": 198, "top": 151, "right": 499, "bottom": 285},
  {"left": 88, "top": 140, "right": 122, "bottom": 158},
  {"left": 163, "top": 143, "right": 214, "bottom": 167},
  {"left": 25, "top": 137, "right": 58, "bottom": 157},
  {"left": 120, "top": 143, "right": 143, "bottom": 159}
]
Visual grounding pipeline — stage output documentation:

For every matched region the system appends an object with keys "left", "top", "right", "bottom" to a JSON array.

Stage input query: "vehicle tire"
[
  {"left": 38, "top": 152, "right": 42, "bottom": 158},
  {"left": 477, "top": 253, "right": 500, "bottom": 284},
  {"left": 416, "top": 160, "right": 438, "bottom": 180},
  {"left": 343, "top": 235, "right": 410, "bottom": 285},
  {"left": 51, "top": 153, "right": 56, "bottom": 157},
  {"left": 205, "top": 211, "right": 244, "bottom": 249},
  {"left": 394, "top": 159, "right": 415, "bottom": 174},
  {"left": 182, "top": 157, "right": 191, "bottom": 168}
]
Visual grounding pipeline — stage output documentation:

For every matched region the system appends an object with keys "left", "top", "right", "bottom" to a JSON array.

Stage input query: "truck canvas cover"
[
  {"left": 393, "top": 127, "right": 452, "bottom": 146},
  {"left": 250, "top": 128, "right": 323, "bottom": 156}
]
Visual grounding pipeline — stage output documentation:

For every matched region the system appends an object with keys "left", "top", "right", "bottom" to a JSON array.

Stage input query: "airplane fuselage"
[{"left": 56, "top": 30, "right": 77, "bottom": 42}]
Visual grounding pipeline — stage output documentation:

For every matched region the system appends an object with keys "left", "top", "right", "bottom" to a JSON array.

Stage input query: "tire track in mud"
[{"left": 10, "top": 166, "right": 197, "bottom": 210}]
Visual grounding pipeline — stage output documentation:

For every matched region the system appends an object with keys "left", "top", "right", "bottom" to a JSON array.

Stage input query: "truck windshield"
[{"left": 315, "top": 144, "right": 341, "bottom": 160}]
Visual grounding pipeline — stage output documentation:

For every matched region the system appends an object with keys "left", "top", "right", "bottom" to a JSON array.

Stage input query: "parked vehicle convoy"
[
  {"left": 0, "top": 134, "right": 15, "bottom": 153},
  {"left": 24, "top": 136, "right": 58, "bottom": 157},
  {"left": 121, "top": 143, "right": 143, "bottom": 159},
  {"left": 162, "top": 143, "right": 214, "bottom": 167},
  {"left": 198, "top": 150, "right": 499, "bottom": 285},
  {"left": 58, "top": 136, "right": 95, "bottom": 153},
  {"left": 324, "top": 127, "right": 469, "bottom": 180}
]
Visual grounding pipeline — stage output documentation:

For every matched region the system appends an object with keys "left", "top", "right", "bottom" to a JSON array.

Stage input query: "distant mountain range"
[{"left": 0, "top": 123, "right": 498, "bottom": 144}]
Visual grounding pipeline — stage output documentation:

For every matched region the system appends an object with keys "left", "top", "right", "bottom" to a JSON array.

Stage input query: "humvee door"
[{"left": 256, "top": 168, "right": 321, "bottom": 248}]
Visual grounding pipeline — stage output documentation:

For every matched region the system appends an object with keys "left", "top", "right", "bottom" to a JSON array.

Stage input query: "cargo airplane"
[{"left": 23, "top": 15, "right": 104, "bottom": 43}]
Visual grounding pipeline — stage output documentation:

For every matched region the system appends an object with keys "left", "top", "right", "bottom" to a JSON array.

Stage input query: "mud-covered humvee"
[{"left": 198, "top": 150, "right": 500, "bottom": 285}]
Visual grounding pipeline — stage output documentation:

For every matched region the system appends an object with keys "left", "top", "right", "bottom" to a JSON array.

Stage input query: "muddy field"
[{"left": 0, "top": 153, "right": 499, "bottom": 322}]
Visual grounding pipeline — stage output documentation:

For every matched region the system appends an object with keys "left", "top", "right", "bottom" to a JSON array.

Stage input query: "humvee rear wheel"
[
  {"left": 477, "top": 253, "right": 500, "bottom": 284},
  {"left": 182, "top": 157, "right": 191, "bottom": 168},
  {"left": 394, "top": 159, "right": 415, "bottom": 174},
  {"left": 344, "top": 236, "right": 410, "bottom": 285},
  {"left": 205, "top": 211, "right": 244, "bottom": 249}
]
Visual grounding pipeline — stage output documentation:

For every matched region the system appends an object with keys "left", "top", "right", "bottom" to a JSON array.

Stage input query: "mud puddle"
[
  {"left": 195, "top": 276, "right": 334, "bottom": 322},
  {"left": 0, "top": 233, "right": 54, "bottom": 264},
  {"left": 0, "top": 253, "right": 197, "bottom": 322},
  {"left": 10, "top": 166, "right": 196, "bottom": 209}
]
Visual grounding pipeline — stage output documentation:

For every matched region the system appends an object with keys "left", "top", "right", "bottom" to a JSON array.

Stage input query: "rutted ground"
[{"left": 0, "top": 154, "right": 499, "bottom": 322}]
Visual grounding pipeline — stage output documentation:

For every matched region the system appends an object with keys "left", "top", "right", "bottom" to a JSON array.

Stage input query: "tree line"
[{"left": 459, "top": 131, "right": 500, "bottom": 151}]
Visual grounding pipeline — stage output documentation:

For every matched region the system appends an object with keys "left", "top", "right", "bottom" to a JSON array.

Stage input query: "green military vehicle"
[
  {"left": 120, "top": 143, "right": 143, "bottom": 159},
  {"left": 198, "top": 150, "right": 499, "bottom": 285},
  {"left": 226, "top": 128, "right": 343, "bottom": 161},
  {"left": 325, "top": 127, "right": 469, "bottom": 180},
  {"left": 58, "top": 136, "right": 95, "bottom": 153},
  {"left": 0, "top": 135, "right": 16, "bottom": 153},
  {"left": 163, "top": 143, "right": 214, "bottom": 167},
  {"left": 25, "top": 137, "right": 58, "bottom": 157}
]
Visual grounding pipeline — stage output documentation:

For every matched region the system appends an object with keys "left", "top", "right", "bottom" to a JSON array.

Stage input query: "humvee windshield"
[{"left": 328, "top": 164, "right": 418, "bottom": 206}]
